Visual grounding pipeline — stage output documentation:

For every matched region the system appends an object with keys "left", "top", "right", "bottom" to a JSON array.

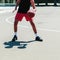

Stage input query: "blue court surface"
[{"left": 0, "top": 7, "right": 60, "bottom": 60}]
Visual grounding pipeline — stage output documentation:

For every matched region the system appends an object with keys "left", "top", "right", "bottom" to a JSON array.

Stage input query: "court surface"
[{"left": 0, "top": 7, "right": 60, "bottom": 60}]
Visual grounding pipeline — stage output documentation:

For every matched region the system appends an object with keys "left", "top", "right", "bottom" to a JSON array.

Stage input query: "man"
[{"left": 12, "top": 0, "right": 43, "bottom": 42}]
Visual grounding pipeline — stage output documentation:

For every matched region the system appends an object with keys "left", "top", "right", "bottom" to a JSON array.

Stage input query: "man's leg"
[
  {"left": 29, "top": 20, "right": 43, "bottom": 41},
  {"left": 14, "top": 20, "right": 19, "bottom": 32},
  {"left": 29, "top": 20, "right": 37, "bottom": 34},
  {"left": 12, "top": 20, "right": 19, "bottom": 42}
]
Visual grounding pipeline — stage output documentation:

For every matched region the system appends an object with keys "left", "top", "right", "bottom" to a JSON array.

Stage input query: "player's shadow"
[{"left": 3, "top": 40, "right": 35, "bottom": 49}]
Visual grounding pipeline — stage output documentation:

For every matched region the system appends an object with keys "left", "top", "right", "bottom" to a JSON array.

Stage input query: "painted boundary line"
[
  {"left": 0, "top": 9, "right": 60, "bottom": 33},
  {"left": 5, "top": 16, "right": 60, "bottom": 33}
]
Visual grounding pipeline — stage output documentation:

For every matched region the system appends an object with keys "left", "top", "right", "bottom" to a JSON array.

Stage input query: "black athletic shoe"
[
  {"left": 12, "top": 35, "right": 18, "bottom": 42},
  {"left": 35, "top": 36, "right": 43, "bottom": 42}
]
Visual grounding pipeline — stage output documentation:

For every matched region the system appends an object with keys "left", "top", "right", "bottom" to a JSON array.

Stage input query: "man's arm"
[
  {"left": 13, "top": 0, "right": 21, "bottom": 12},
  {"left": 30, "top": 0, "right": 36, "bottom": 9}
]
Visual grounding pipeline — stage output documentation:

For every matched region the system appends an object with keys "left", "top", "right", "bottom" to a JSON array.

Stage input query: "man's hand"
[
  {"left": 28, "top": 9, "right": 36, "bottom": 14},
  {"left": 12, "top": 0, "right": 21, "bottom": 13},
  {"left": 12, "top": 7, "right": 17, "bottom": 13}
]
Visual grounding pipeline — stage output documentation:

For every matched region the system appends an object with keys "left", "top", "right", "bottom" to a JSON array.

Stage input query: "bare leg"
[
  {"left": 29, "top": 20, "right": 37, "bottom": 34},
  {"left": 14, "top": 20, "right": 19, "bottom": 32},
  {"left": 12, "top": 20, "right": 19, "bottom": 41},
  {"left": 29, "top": 20, "right": 43, "bottom": 41}
]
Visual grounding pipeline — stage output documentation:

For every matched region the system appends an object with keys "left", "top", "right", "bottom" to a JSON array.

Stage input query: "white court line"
[
  {"left": 0, "top": 11, "right": 6, "bottom": 13},
  {"left": 1, "top": 9, "right": 59, "bottom": 33},
  {"left": 5, "top": 16, "right": 60, "bottom": 33},
  {"left": 0, "top": 10, "right": 12, "bottom": 13}
]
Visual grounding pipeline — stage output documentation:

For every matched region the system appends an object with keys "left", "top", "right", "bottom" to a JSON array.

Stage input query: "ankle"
[
  {"left": 35, "top": 33, "right": 38, "bottom": 37},
  {"left": 14, "top": 32, "right": 17, "bottom": 36}
]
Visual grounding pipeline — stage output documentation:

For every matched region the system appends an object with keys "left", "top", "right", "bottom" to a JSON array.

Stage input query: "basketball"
[
  {"left": 27, "top": 12, "right": 35, "bottom": 18},
  {"left": 27, "top": 9, "right": 36, "bottom": 18}
]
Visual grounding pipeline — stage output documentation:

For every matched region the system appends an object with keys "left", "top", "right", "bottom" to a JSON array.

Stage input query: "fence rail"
[{"left": 0, "top": 0, "right": 60, "bottom": 6}]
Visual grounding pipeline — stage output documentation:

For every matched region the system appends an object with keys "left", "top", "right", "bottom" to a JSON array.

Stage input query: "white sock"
[
  {"left": 14, "top": 32, "right": 17, "bottom": 36},
  {"left": 35, "top": 33, "right": 38, "bottom": 37}
]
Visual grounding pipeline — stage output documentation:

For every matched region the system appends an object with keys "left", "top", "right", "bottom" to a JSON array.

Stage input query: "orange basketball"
[
  {"left": 27, "top": 12, "right": 35, "bottom": 18},
  {"left": 27, "top": 9, "right": 36, "bottom": 18}
]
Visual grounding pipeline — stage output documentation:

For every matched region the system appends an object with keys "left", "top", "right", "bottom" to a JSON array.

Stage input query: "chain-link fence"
[
  {"left": 35, "top": 0, "right": 60, "bottom": 6},
  {"left": 0, "top": 0, "right": 16, "bottom": 6},
  {"left": 0, "top": 0, "right": 60, "bottom": 6}
]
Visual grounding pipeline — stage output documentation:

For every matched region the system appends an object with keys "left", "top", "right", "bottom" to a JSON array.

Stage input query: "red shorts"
[{"left": 15, "top": 13, "right": 32, "bottom": 21}]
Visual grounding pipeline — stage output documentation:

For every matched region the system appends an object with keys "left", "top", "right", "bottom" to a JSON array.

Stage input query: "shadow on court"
[{"left": 3, "top": 40, "right": 35, "bottom": 49}]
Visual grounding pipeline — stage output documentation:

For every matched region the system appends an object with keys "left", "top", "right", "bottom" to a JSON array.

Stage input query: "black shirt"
[{"left": 18, "top": 0, "right": 31, "bottom": 13}]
